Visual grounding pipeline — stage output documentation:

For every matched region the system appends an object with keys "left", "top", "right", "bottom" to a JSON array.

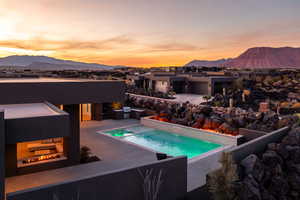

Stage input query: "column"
[
  {"left": 63, "top": 104, "right": 80, "bottom": 165},
  {"left": 0, "top": 111, "right": 5, "bottom": 200},
  {"left": 91, "top": 103, "right": 103, "bottom": 121},
  {"left": 5, "top": 144, "right": 17, "bottom": 177}
]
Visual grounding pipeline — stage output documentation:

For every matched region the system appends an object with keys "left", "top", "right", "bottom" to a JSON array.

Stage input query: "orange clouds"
[
  {"left": 0, "top": 36, "right": 206, "bottom": 67},
  {"left": 0, "top": 36, "right": 134, "bottom": 51}
]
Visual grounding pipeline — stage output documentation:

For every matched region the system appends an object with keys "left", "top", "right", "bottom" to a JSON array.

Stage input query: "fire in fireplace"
[{"left": 17, "top": 137, "right": 66, "bottom": 167}]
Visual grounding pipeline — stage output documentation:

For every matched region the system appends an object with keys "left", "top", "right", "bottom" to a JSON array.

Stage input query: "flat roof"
[
  {"left": 0, "top": 103, "right": 60, "bottom": 119},
  {"left": 0, "top": 78, "right": 119, "bottom": 83},
  {"left": 0, "top": 77, "right": 125, "bottom": 105}
]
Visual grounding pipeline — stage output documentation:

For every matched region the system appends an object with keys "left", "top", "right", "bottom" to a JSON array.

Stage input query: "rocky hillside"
[
  {"left": 223, "top": 47, "right": 300, "bottom": 68},
  {"left": 186, "top": 47, "right": 300, "bottom": 68}
]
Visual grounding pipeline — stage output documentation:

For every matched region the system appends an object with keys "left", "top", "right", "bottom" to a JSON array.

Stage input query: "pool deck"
[
  {"left": 5, "top": 119, "right": 220, "bottom": 194},
  {"left": 5, "top": 119, "right": 157, "bottom": 194}
]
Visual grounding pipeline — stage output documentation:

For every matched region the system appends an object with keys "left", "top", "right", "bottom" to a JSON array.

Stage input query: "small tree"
[{"left": 207, "top": 152, "right": 239, "bottom": 200}]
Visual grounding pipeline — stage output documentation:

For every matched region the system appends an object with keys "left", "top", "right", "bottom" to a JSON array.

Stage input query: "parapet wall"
[{"left": 6, "top": 157, "right": 187, "bottom": 200}]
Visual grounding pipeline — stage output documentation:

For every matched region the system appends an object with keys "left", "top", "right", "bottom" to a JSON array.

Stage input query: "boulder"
[
  {"left": 276, "top": 144, "right": 290, "bottom": 160},
  {"left": 200, "top": 106, "right": 213, "bottom": 116},
  {"left": 288, "top": 173, "right": 300, "bottom": 191},
  {"left": 202, "top": 118, "right": 213, "bottom": 129},
  {"left": 262, "top": 150, "right": 283, "bottom": 168},
  {"left": 241, "top": 154, "right": 264, "bottom": 182},
  {"left": 211, "top": 117, "right": 222, "bottom": 129},
  {"left": 268, "top": 176, "right": 290, "bottom": 198},
  {"left": 241, "top": 175, "right": 261, "bottom": 200}
]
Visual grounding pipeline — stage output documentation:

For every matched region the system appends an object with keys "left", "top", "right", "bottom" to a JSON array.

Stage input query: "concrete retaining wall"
[
  {"left": 229, "top": 126, "right": 289, "bottom": 163},
  {"left": 188, "top": 145, "right": 233, "bottom": 191},
  {"left": 141, "top": 116, "right": 243, "bottom": 146},
  {"left": 6, "top": 156, "right": 187, "bottom": 200}
]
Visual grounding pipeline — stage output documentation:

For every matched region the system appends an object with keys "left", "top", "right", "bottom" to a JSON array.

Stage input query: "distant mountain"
[
  {"left": 185, "top": 58, "right": 231, "bottom": 67},
  {"left": 223, "top": 47, "right": 300, "bottom": 68},
  {"left": 0, "top": 55, "right": 128, "bottom": 70}
]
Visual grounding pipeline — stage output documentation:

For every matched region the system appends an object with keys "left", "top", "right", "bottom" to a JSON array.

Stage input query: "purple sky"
[{"left": 1, "top": 0, "right": 299, "bottom": 67}]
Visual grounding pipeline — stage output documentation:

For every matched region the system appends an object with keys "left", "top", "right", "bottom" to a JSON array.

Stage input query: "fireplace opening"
[{"left": 17, "top": 137, "right": 67, "bottom": 168}]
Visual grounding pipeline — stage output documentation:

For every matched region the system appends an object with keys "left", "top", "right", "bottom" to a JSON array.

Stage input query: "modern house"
[
  {"left": 0, "top": 78, "right": 124, "bottom": 199},
  {"left": 127, "top": 73, "right": 236, "bottom": 96}
]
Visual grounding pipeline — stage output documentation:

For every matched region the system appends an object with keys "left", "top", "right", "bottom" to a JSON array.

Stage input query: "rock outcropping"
[{"left": 223, "top": 47, "right": 300, "bottom": 68}]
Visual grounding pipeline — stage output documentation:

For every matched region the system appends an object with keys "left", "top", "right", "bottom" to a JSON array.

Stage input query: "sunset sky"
[{"left": 1, "top": 0, "right": 300, "bottom": 67}]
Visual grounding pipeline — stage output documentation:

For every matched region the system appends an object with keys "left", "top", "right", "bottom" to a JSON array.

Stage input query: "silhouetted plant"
[
  {"left": 138, "top": 168, "right": 164, "bottom": 200},
  {"left": 80, "top": 146, "right": 100, "bottom": 163},
  {"left": 52, "top": 188, "right": 80, "bottom": 200}
]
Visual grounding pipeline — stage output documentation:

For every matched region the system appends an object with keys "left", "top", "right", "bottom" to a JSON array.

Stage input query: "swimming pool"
[{"left": 102, "top": 125, "right": 222, "bottom": 159}]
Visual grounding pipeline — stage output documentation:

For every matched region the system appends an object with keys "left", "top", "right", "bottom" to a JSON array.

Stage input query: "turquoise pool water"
[{"left": 103, "top": 126, "right": 222, "bottom": 159}]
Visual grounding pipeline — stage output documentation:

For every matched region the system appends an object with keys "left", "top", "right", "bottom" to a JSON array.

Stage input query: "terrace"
[{"left": 6, "top": 119, "right": 157, "bottom": 194}]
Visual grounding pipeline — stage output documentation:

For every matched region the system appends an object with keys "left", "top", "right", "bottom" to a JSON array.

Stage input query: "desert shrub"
[
  {"left": 232, "top": 77, "right": 244, "bottom": 90},
  {"left": 207, "top": 152, "right": 239, "bottom": 200},
  {"left": 80, "top": 146, "right": 100, "bottom": 163}
]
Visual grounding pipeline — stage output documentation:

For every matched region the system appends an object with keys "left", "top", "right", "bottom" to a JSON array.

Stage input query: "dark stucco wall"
[
  {"left": 0, "top": 111, "right": 4, "bottom": 200},
  {"left": 0, "top": 80, "right": 125, "bottom": 105},
  {"left": 7, "top": 156, "right": 187, "bottom": 200},
  {"left": 5, "top": 114, "right": 70, "bottom": 144}
]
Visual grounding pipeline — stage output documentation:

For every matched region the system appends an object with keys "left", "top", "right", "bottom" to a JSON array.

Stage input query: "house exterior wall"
[
  {"left": 0, "top": 111, "right": 4, "bottom": 200},
  {"left": 0, "top": 81, "right": 125, "bottom": 105},
  {"left": 5, "top": 115, "right": 69, "bottom": 144},
  {"left": 188, "top": 81, "right": 210, "bottom": 95},
  {"left": 155, "top": 80, "right": 169, "bottom": 93}
]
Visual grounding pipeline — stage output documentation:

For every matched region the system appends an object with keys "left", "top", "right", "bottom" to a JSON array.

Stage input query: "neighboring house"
[{"left": 127, "top": 73, "right": 236, "bottom": 96}]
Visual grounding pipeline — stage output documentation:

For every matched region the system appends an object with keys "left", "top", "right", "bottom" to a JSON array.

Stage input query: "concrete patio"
[{"left": 5, "top": 119, "right": 157, "bottom": 194}]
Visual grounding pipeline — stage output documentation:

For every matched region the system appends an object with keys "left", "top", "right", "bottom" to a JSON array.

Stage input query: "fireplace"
[{"left": 17, "top": 137, "right": 67, "bottom": 168}]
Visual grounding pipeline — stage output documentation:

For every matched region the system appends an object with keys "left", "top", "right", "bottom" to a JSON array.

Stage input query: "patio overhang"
[{"left": 0, "top": 102, "right": 69, "bottom": 144}]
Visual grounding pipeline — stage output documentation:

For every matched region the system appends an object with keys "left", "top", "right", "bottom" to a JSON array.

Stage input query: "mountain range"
[
  {"left": 185, "top": 47, "right": 300, "bottom": 68},
  {"left": 0, "top": 55, "right": 128, "bottom": 70},
  {"left": 1, "top": 47, "right": 300, "bottom": 70},
  {"left": 185, "top": 58, "right": 232, "bottom": 67}
]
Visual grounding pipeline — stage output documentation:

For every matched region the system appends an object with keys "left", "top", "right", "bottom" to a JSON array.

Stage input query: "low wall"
[
  {"left": 127, "top": 93, "right": 176, "bottom": 103},
  {"left": 238, "top": 128, "right": 267, "bottom": 142},
  {"left": 188, "top": 145, "right": 233, "bottom": 191},
  {"left": 141, "top": 116, "right": 243, "bottom": 146},
  {"left": 229, "top": 126, "right": 289, "bottom": 163},
  {"left": 7, "top": 157, "right": 187, "bottom": 200}
]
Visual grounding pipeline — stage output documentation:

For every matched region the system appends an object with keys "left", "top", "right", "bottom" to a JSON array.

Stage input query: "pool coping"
[
  {"left": 97, "top": 125, "right": 230, "bottom": 164},
  {"left": 141, "top": 116, "right": 244, "bottom": 146}
]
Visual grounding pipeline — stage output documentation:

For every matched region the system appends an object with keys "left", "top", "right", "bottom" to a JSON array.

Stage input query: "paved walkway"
[{"left": 6, "top": 119, "right": 157, "bottom": 194}]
